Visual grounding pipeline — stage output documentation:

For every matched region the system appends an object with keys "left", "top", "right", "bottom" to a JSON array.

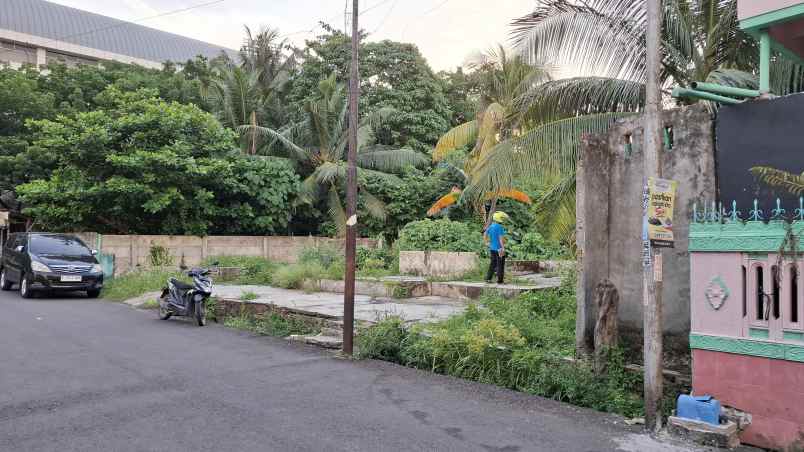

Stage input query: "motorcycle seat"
[{"left": 170, "top": 278, "right": 194, "bottom": 291}]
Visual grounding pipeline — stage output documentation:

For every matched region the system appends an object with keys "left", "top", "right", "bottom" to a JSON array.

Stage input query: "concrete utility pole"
[
  {"left": 343, "top": 0, "right": 359, "bottom": 356},
  {"left": 643, "top": 0, "right": 664, "bottom": 432}
]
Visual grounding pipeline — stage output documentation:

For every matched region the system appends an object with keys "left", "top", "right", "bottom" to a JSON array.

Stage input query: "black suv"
[{"left": 0, "top": 233, "right": 104, "bottom": 298}]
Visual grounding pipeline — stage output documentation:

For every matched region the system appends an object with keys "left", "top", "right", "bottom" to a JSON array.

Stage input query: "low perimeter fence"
[{"left": 73, "top": 233, "right": 377, "bottom": 276}]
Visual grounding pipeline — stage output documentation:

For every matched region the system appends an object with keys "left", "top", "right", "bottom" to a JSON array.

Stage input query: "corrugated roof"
[{"left": 0, "top": 0, "right": 238, "bottom": 63}]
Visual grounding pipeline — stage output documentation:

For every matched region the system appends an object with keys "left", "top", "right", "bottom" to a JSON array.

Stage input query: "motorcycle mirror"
[{"left": 91, "top": 249, "right": 98, "bottom": 256}]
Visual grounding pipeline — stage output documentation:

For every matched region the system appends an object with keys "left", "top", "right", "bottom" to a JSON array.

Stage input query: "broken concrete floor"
[{"left": 212, "top": 285, "right": 467, "bottom": 325}]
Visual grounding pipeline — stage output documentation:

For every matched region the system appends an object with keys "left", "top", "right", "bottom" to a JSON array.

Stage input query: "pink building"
[{"left": 690, "top": 203, "right": 804, "bottom": 450}]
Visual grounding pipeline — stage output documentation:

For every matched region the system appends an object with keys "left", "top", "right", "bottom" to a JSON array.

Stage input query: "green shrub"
[
  {"left": 397, "top": 219, "right": 484, "bottom": 254},
  {"left": 357, "top": 246, "right": 394, "bottom": 270},
  {"left": 357, "top": 316, "right": 408, "bottom": 361},
  {"left": 273, "top": 262, "right": 326, "bottom": 289},
  {"left": 148, "top": 245, "right": 174, "bottom": 267},
  {"left": 299, "top": 244, "right": 343, "bottom": 268},
  {"left": 508, "top": 232, "right": 567, "bottom": 261},
  {"left": 203, "top": 256, "right": 276, "bottom": 285}
]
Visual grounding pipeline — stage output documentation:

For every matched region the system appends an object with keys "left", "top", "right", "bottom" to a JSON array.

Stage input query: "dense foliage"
[
  {"left": 396, "top": 219, "right": 484, "bottom": 254},
  {"left": 287, "top": 26, "right": 452, "bottom": 151},
  {"left": 15, "top": 88, "right": 299, "bottom": 235}
]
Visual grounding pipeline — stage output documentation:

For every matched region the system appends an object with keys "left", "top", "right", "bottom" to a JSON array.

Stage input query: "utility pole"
[
  {"left": 342, "top": 0, "right": 359, "bottom": 356},
  {"left": 643, "top": 0, "right": 664, "bottom": 432}
]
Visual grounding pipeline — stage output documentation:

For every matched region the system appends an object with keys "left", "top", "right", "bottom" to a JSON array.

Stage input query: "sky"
[{"left": 47, "top": 0, "right": 536, "bottom": 71}]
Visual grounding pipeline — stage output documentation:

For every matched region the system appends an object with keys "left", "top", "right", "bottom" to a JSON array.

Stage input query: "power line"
[
  {"left": 370, "top": 0, "right": 399, "bottom": 34},
  {"left": 401, "top": 0, "right": 450, "bottom": 40},
  {"left": 279, "top": 0, "right": 395, "bottom": 40},
  {"left": 0, "top": 0, "right": 229, "bottom": 60}
]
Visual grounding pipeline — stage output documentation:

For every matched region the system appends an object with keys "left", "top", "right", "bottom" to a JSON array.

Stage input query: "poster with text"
[{"left": 647, "top": 177, "right": 677, "bottom": 248}]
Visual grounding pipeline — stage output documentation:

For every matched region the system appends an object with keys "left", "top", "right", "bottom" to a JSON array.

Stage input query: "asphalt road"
[{"left": 0, "top": 289, "right": 696, "bottom": 452}]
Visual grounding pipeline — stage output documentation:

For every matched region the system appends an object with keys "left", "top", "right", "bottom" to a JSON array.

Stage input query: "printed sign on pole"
[{"left": 646, "top": 177, "right": 678, "bottom": 248}]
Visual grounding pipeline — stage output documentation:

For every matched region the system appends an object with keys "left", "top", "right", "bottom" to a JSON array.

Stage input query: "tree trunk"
[{"left": 593, "top": 279, "right": 619, "bottom": 374}]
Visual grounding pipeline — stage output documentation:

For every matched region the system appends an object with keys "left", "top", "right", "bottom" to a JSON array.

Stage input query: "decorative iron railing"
[{"left": 692, "top": 197, "right": 804, "bottom": 224}]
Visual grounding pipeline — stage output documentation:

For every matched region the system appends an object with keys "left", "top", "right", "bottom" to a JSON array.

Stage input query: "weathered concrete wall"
[
  {"left": 399, "top": 251, "right": 479, "bottom": 278},
  {"left": 577, "top": 104, "right": 717, "bottom": 341},
  {"left": 74, "top": 233, "right": 377, "bottom": 275}
]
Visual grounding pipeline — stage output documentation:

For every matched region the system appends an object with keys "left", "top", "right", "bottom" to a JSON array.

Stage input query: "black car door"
[{"left": 5, "top": 234, "right": 24, "bottom": 282}]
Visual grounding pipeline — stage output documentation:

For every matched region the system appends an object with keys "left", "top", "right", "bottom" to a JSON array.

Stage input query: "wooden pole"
[
  {"left": 643, "top": 0, "right": 664, "bottom": 432},
  {"left": 342, "top": 0, "right": 359, "bottom": 356}
]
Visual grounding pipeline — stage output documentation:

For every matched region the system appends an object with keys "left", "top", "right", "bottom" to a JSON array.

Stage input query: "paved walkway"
[{"left": 213, "top": 285, "right": 466, "bottom": 324}]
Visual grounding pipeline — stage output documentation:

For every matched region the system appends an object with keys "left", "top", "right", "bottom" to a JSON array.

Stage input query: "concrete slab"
[{"left": 213, "top": 285, "right": 466, "bottom": 325}]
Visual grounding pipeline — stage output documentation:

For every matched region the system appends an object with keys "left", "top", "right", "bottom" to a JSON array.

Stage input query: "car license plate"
[{"left": 60, "top": 275, "right": 82, "bottom": 282}]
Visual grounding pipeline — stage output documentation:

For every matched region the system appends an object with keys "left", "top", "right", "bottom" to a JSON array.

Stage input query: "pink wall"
[
  {"left": 738, "top": 0, "right": 802, "bottom": 21},
  {"left": 693, "top": 349, "right": 804, "bottom": 450},
  {"left": 690, "top": 253, "right": 745, "bottom": 337}
]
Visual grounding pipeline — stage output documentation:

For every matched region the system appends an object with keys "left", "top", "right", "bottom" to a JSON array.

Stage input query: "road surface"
[{"left": 0, "top": 290, "right": 700, "bottom": 452}]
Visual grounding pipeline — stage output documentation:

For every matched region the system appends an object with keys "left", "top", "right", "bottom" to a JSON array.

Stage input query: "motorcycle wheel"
[
  {"left": 195, "top": 300, "right": 206, "bottom": 326},
  {"left": 158, "top": 297, "right": 172, "bottom": 320}
]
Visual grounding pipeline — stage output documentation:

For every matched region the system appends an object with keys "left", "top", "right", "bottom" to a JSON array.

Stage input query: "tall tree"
[
  {"left": 287, "top": 25, "right": 452, "bottom": 151},
  {"left": 468, "top": 0, "right": 804, "bottom": 243},
  {"left": 245, "top": 75, "right": 428, "bottom": 236}
]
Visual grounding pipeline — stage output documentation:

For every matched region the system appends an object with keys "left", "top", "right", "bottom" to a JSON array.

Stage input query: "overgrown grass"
[
  {"left": 101, "top": 269, "right": 181, "bottom": 302},
  {"left": 203, "top": 256, "right": 276, "bottom": 285},
  {"left": 223, "top": 312, "right": 317, "bottom": 337},
  {"left": 240, "top": 291, "right": 258, "bottom": 301},
  {"left": 357, "top": 272, "right": 646, "bottom": 418}
]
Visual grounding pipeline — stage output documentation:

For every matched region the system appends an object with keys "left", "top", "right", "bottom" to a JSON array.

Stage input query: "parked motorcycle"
[{"left": 157, "top": 264, "right": 217, "bottom": 326}]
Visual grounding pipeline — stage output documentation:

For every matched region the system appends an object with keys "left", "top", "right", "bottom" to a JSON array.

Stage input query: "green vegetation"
[
  {"left": 508, "top": 232, "right": 567, "bottom": 261},
  {"left": 357, "top": 274, "right": 644, "bottom": 418},
  {"left": 203, "top": 256, "right": 276, "bottom": 285},
  {"left": 240, "top": 291, "right": 258, "bottom": 301},
  {"left": 397, "top": 219, "right": 484, "bottom": 254},
  {"left": 101, "top": 269, "right": 179, "bottom": 302},
  {"left": 223, "top": 312, "right": 317, "bottom": 337}
]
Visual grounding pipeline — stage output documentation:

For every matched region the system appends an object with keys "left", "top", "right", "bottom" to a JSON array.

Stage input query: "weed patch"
[
  {"left": 203, "top": 256, "right": 276, "bottom": 285},
  {"left": 357, "top": 272, "right": 645, "bottom": 418},
  {"left": 240, "top": 291, "right": 258, "bottom": 301},
  {"left": 223, "top": 312, "right": 317, "bottom": 337},
  {"left": 102, "top": 269, "right": 180, "bottom": 302}
]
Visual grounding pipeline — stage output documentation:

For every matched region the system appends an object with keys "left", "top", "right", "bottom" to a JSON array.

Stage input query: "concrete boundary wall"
[
  {"left": 576, "top": 104, "right": 717, "bottom": 349},
  {"left": 399, "top": 251, "right": 478, "bottom": 278},
  {"left": 73, "top": 233, "right": 376, "bottom": 275}
]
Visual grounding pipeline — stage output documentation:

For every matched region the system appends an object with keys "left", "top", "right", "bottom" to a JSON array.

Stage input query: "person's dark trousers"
[{"left": 486, "top": 250, "right": 505, "bottom": 284}]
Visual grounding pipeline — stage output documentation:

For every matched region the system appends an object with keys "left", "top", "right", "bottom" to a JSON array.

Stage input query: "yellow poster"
[{"left": 647, "top": 177, "right": 677, "bottom": 248}]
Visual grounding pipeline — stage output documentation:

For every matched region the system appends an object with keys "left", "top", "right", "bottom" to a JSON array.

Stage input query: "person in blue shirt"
[{"left": 484, "top": 211, "right": 509, "bottom": 284}]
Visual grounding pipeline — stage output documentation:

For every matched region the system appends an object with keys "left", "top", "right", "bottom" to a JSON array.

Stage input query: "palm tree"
[
  {"left": 242, "top": 75, "right": 429, "bottom": 236},
  {"left": 428, "top": 46, "right": 547, "bottom": 222},
  {"left": 466, "top": 0, "right": 804, "bottom": 242},
  {"left": 207, "top": 27, "right": 299, "bottom": 154}
]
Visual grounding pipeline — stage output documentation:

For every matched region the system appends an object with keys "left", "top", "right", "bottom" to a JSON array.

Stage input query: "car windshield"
[{"left": 29, "top": 236, "right": 91, "bottom": 256}]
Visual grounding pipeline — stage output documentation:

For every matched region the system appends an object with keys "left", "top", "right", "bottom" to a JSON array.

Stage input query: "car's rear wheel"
[
  {"left": 19, "top": 274, "right": 34, "bottom": 299},
  {"left": 87, "top": 289, "right": 101, "bottom": 299},
  {"left": 0, "top": 269, "right": 12, "bottom": 291}
]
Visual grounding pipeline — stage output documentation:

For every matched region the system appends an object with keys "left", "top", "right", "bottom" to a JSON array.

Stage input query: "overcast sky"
[{"left": 47, "top": 0, "right": 536, "bottom": 71}]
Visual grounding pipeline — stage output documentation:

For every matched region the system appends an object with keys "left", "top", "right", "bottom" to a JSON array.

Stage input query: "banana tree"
[{"left": 428, "top": 46, "right": 546, "bottom": 222}]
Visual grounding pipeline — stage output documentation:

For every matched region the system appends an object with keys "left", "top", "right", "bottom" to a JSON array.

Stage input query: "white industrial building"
[{"left": 0, "top": 0, "right": 237, "bottom": 69}]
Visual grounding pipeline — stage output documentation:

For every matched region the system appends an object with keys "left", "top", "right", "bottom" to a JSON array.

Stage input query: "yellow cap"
[{"left": 493, "top": 211, "right": 509, "bottom": 223}]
